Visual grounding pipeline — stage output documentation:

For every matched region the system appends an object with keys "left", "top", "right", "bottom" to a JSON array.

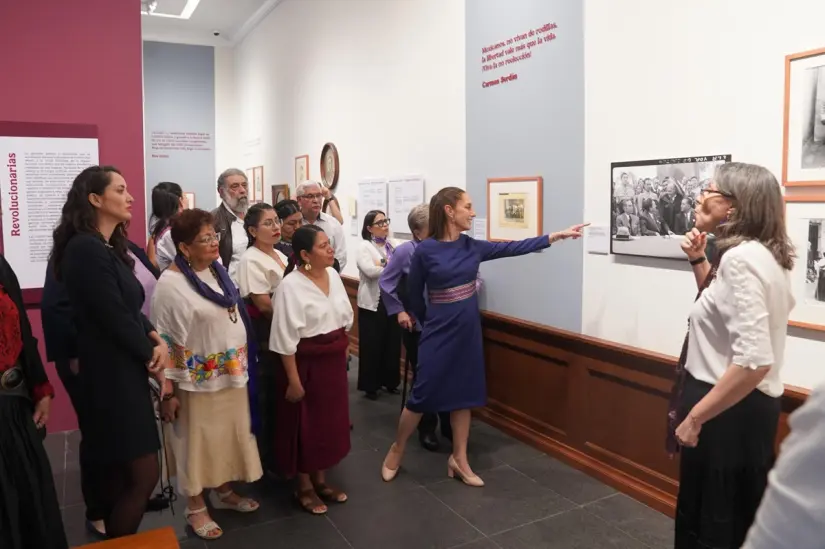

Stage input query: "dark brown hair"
[
  {"left": 428, "top": 187, "right": 465, "bottom": 240},
  {"left": 171, "top": 209, "right": 215, "bottom": 251},
  {"left": 51, "top": 166, "right": 133, "bottom": 280}
]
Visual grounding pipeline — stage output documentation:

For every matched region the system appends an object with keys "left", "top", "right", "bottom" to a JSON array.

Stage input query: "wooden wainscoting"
[{"left": 340, "top": 276, "right": 809, "bottom": 517}]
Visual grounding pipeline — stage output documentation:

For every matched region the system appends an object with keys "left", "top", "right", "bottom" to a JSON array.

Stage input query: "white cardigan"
[{"left": 356, "top": 238, "right": 396, "bottom": 311}]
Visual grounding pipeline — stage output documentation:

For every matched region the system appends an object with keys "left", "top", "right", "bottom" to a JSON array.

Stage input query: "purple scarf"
[
  {"left": 173, "top": 255, "right": 260, "bottom": 436},
  {"left": 373, "top": 237, "right": 394, "bottom": 261}
]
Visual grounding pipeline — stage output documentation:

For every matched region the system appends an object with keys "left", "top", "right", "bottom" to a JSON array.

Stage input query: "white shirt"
[
  {"left": 356, "top": 239, "right": 393, "bottom": 311},
  {"left": 303, "top": 211, "right": 347, "bottom": 270},
  {"left": 686, "top": 241, "right": 794, "bottom": 397},
  {"left": 741, "top": 382, "right": 825, "bottom": 549},
  {"left": 155, "top": 228, "right": 176, "bottom": 271},
  {"left": 151, "top": 269, "right": 250, "bottom": 392},
  {"left": 269, "top": 267, "right": 353, "bottom": 355},
  {"left": 223, "top": 202, "right": 248, "bottom": 284},
  {"left": 236, "top": 246, "right": 289, "bottom": 298}
]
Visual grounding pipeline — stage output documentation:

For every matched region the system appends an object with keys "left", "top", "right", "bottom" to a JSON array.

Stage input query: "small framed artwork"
[
  {"left": 251, "top": 166, "right": 264, "bottom": 203},
  {"left": 183, "top": 192, "right": 195, "bottom": 209},
  {"left": 610, "top": 155, "right": 731, "bottom": 260},
  {"left": 271, "top": 184, "right": 289, "bottom": 205},
  {"left": 486, "top": 177, "right": 543, "bottom": 241},
  {"left": 786, "top": 195, "right": 825, "bottom": 330},
  {"left": 295, "top": 155, "right": 309, "bottom": 187},
  {"left": 783, "top": 47, "right": 825, "bottom": 186}
]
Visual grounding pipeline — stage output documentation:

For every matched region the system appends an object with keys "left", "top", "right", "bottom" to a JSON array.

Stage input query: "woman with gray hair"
[
  {"left": 667, "top": 162, "right": 795, "bottom": 548},
  {"left": 379, "top": 204, "right": 452, "bottom": 451}
]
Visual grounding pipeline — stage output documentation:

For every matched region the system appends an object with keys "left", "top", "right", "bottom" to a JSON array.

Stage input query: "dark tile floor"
[{"left": 45, "top": 359, "right": 673, "bottom": 548}]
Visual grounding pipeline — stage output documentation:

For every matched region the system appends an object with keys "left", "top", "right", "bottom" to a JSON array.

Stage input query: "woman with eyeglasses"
[
  {"left": 668, "top": 163, "right": 795, "bottom": 549},
  {"left": 356, "top": 210, "right": 402, "bottom": 400},
  {"left": 237, "top": 203, "right": 289, "bottom": 474},
  {"left": 151, "top": 209, "right": 262, "bottom": 541}
]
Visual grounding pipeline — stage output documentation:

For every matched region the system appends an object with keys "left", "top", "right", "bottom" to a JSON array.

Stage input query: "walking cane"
[{"left": 401, "top": 354, "right": 411, "bottom": 413}]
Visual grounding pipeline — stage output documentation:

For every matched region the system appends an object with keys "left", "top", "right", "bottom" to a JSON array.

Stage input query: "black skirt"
[
  {"left": 0, "top": 395, "right": 68, "bottom": 549},
  {"left": 356, "top": 298, "right": 402, "bottom": 394},
  {"left": 675, "top": 373, "right": 780, "bottom": 549}
]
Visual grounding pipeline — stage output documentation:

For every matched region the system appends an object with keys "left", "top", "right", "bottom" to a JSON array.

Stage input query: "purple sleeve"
[
  {"left": 379, "top": 243, "right": 413, "bottom": 316},
  {"left": 471, "top": 235, "right": 550, "bottom": 262}
]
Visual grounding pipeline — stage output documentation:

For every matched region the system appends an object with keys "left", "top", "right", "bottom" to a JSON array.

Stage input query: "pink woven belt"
[{"left": 428, "top": 280, "right": 476, "bottom": 304}]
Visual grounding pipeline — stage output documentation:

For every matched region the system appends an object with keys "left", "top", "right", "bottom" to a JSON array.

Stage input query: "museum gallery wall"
[
  {"left": 582, "top": 0, "right": 825, "bottom": 390},
  {"left": 231, "top": 0, "right": 466, "bottom": 276}
]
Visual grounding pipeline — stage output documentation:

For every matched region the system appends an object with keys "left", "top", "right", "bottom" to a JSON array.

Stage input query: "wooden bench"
[{"left": 77, "top": 527, "right": 178, "bottom": 549}]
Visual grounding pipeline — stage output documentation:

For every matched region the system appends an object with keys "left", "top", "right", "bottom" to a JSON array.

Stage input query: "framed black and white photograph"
[
  {"left": 783, "top": 47, "right": 825, "bottom": 187},
  {"left": 786, "top": 196, "right": 825, "bottom": 331},
  {"left": 610, "top": 155, "right": 731, "bottom": 260}
]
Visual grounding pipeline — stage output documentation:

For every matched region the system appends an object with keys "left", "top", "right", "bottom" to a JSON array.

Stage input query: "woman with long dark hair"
[
  {"left": 356, "top": 209, "right": 401, "bottom": 399},
  {"left": 670, "top": 163, "right": 796, "bottom": 548},
  {"left": 147, "top": 181, "right": 185, "bottom": 270},
  {"left": 269, "top": 225, "right": 353, "bottom": 514},
  {"left": 51, "top": 165, "right": 168, "bottom": 538},
  {"left": 380, "top": 187, "right": 586, "bottom": 486}
]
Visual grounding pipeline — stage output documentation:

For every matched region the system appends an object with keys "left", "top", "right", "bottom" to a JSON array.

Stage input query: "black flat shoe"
[
  {"left": 384, "top": 387, "right": 400, "bottom": 395},
  {"left": 364, "top": 392, "right": 379, "bottom": 401},
  {"left": 146, "top": 493, "right": 171, "bottom": 512},
  {"left": 419, "top": 432, "right": 439, "bottom": 452}
]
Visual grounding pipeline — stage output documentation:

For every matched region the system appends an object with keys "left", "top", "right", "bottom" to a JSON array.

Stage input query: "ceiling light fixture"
[
  {"left": 146, "top": 0, "right": 203, "bottom": 20},
  {"left": 140, "top": 0, "right": 157, "bottom": 15}
]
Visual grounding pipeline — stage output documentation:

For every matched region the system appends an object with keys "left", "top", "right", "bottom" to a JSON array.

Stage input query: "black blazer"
[
  {"left": 42, "top": 240, "right": 158, "bottom": 363},
  {"left": 0, "top": 253, "right": 50, "bottom": 391}
]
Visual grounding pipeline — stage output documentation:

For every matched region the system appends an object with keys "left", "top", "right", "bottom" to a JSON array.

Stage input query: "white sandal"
[
  {"left": 184, "top": 506, "right": 223, "bottom": 540},
  {"left": 209, "top": 489, "right": 260, "bottom": 513}
]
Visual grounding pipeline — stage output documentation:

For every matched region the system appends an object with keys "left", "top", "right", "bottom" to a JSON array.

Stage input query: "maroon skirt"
[{"left": 272, "top": 328, "right": 351, "bottom": 477}]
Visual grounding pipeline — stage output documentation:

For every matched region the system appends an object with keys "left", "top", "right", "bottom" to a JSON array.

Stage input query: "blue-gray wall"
[
  {"left": 143, "top": 41, "right": 215, "bottom": 225},
  {"left": 466, "top": 0, "right": 584, "bottom": 331}
]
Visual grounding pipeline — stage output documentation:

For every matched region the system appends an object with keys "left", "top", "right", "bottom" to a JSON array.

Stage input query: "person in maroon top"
[{"left": 0, "top": 252, "right": 68, "bottom": 549}]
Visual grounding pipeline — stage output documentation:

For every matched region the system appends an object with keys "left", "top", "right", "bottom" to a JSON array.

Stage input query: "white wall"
[
  {"left": 582, "top": 1, "right": 825, "bottom": 389},
  {"left": 232, "top": 0, "right": 466, "bottom": 277}
]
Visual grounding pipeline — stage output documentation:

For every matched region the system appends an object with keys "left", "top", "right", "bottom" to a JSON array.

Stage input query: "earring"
[{"left": 304, "top": 263, "right": 312, "bottom": 272}]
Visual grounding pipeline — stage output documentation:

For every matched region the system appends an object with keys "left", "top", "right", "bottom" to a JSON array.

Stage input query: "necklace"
[{"left": 208, "top": 265, "right": 238, "bottom": 323}]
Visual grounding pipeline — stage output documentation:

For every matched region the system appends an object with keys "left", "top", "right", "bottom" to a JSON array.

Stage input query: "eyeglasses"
[
  {"left": 194, "top": 233, "right": 221, "bottom": 245},
  {"left": 259, "top": 219, "right": 281, "bottom": 228},
  {"left": 301, "top": 193, "right": 322, "bottom": 201},
  {"left": 372, "top": 219, "right": 391, "bottom": 227},
  {"left": 699, "top": 188, "right": 734, "bottom": 200}
]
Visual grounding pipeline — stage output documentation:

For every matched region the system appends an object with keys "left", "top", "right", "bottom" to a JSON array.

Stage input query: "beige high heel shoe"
[
  {"left": 447, "top": 455, "right": 484, "bottom": 487},
  {"left": 381, "top": 443, "right": 401, "bottom": 482}
]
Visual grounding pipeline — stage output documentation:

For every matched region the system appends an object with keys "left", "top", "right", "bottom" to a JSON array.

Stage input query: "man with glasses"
[
  {"left": 296, "top": 180, "right": 347, "bottom": 270},
  {"left": 212, "top": 168, "right": 250, "bottom": 283}
]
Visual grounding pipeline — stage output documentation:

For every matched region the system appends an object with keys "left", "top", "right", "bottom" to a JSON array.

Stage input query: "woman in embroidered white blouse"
[{"left": 670, "top": 163, "right": 795, "bottom": 549}]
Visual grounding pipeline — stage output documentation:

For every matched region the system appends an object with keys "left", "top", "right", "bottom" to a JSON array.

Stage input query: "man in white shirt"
[
  {"left": 296, "top": 180, "right": 347, "bottom": 271},
  {"left": 212, "top": 168, "right": 249, "bottom": 283}
]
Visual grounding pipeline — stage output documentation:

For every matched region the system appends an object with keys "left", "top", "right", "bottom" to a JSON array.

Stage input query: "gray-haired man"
[
  {"left": 212, "top": 168, "right": 250, "bottom": 282},
  {"left": 296, "top": 180, "right": 347, "bottom": 270}
]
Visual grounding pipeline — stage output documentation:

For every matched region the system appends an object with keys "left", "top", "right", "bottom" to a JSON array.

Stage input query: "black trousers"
[
  {"left": 357, "top": 300, "right": 402, "bottom": 394},
  {"left": 55, "top": 360, "right": 105, "bottom": 522},
  {"left": 401, "top": 331, "right": 451, "bottom": 437}
]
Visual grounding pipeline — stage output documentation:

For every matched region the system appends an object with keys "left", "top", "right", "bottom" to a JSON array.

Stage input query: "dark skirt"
[
  {"left": 0, "top": 396, "right": 68, "bottom": 549},
  {"left": 356, "top": 298, "right": 402, "bottom": 393},
  {"left": 257, "top": 350, "right": 280, "bottom": 473},
  {"left": 675, "top": 373, "right": 780, "bottom": 549},
  {"left": 272, "top": 329, "right": 351, "bottom": 477}
]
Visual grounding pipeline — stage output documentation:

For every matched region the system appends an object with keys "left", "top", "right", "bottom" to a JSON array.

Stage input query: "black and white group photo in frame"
[
  {"left": 783, "top": 47, "right": 825, "bottom": 186},
  {"left": 786, "top": 196, "right": 825, "bottom": 331},
  {"left": 610, "top": 155, "right": 731, "bottom": 259}
]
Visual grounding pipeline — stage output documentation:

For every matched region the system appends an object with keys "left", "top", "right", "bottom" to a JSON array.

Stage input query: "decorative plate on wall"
[{"left": 320, "top": 142, "right": 340, "bottom": 190}]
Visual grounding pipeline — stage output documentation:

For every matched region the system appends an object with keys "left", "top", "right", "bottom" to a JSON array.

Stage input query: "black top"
[
  {"left": 42, "top": 240, "right": 158, "bottom": 363},
  {"left": 0, "top": 253, "right": 49, "bottom": 390}
]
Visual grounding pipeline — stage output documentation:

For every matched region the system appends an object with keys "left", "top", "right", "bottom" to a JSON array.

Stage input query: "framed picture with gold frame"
[
  {"left": 294, "top": 155, "right": 309, "bottom": 187},
  {"left": 271, "top": 184, "right": 289, "bottom": 205},
  {"left": 486, "top": 177, "right": 543, "bottom": 241},
  {"left": 251, "top": 166, "right": 264, "bottom": 203},
  {"left": 786, "top": 194, "right": 825, "bottom": 330},
  {"left": 782, "top": 47, "right": 825, "bottom": 187}
]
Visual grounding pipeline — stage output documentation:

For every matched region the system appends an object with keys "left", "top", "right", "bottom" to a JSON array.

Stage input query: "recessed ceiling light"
[{"left": 143, "top": 0, "right": 203, "bottom": 20}]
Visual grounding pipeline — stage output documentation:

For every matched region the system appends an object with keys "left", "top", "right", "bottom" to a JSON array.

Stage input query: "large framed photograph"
[
  {"left": 486, "top": 177, "right": 542, "bottom": 241},
  {"left": 294, "top": 155, "right": 309, "bottom": 187},
  {"left": 783, "top": 47, "right": 825, "bottom": 187},
  {"left": 786, "top": 195, "right": 825, "bottom": 330},
  {"left": 610, "top": 155, "right": 731, "bottom": 259}
]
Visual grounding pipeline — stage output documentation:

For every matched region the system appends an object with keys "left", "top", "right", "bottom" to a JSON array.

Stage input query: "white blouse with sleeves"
[
  {"left": 269, "top": 267, "right": 354, "bottom": 355},
  {"left": 685, "top": 240, "right": 795, "bottom": 397},
  {"left": 355, "top": 239, "right": 394, "bottom": 311},
  {"left": 236, "top": 246, "right": 289, "bottom": 297},
  {"left": 151, "top": 269, "right": 250, "bottom": 392},
  {"left": 156, "top": 229, "right": 176, "bottom": 271}
]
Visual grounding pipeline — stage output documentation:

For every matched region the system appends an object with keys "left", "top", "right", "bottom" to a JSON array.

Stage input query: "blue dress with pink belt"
[{"left": 405, "top": 234, "right": 550, "bottom": 412}]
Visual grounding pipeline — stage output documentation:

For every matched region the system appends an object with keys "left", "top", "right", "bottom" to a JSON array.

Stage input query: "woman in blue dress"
[{"left": 380, "top": 187, "right": 586, "bottom": 486}]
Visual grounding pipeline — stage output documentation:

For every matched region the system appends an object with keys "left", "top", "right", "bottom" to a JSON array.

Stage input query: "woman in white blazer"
[{"left": 356, "top": 210, "right": 402, "bottom": 400}]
